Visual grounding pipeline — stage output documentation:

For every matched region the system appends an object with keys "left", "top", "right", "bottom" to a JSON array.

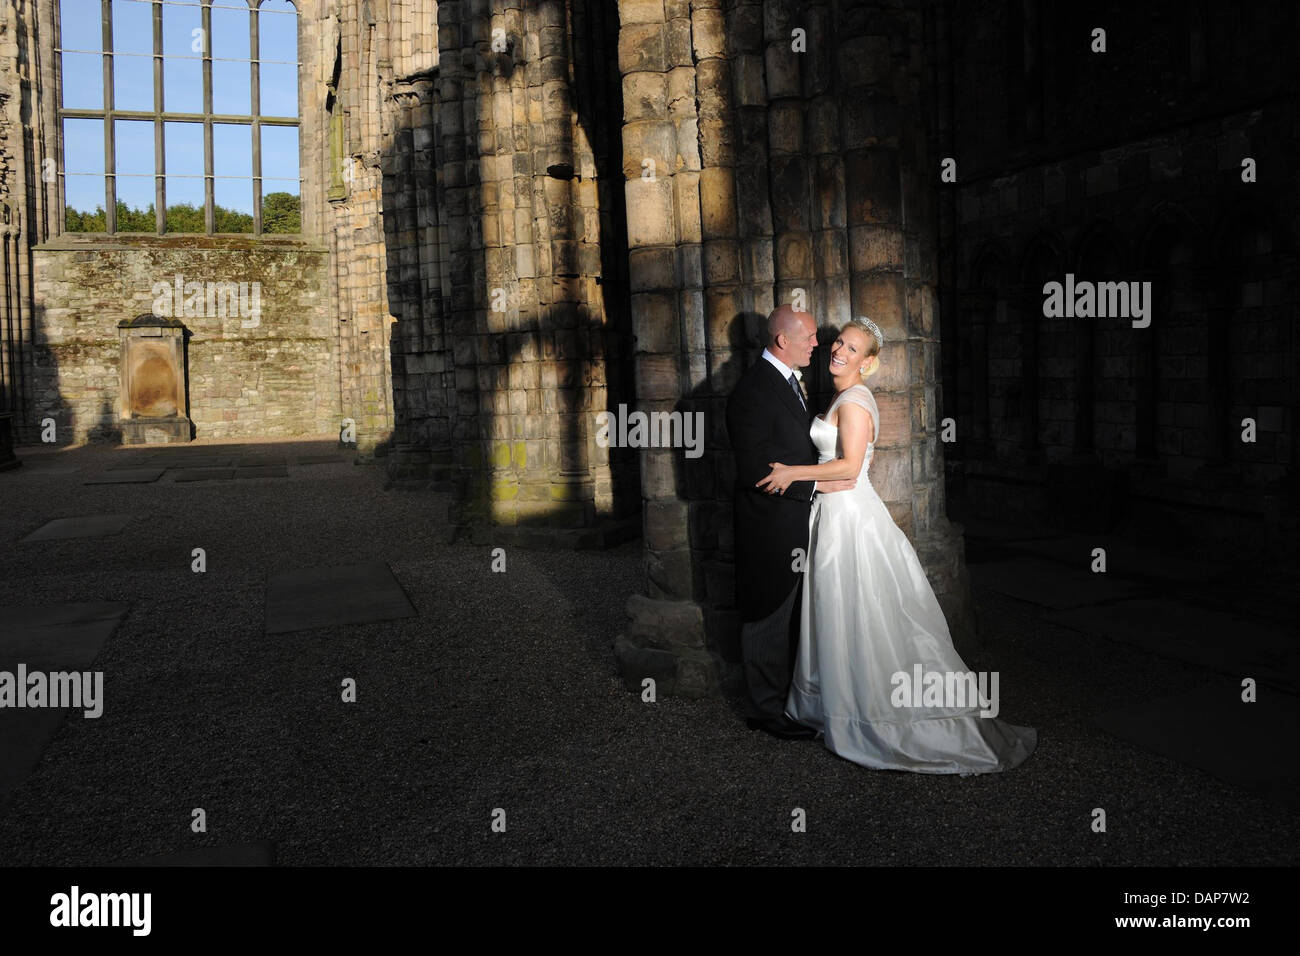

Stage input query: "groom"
[{"left": 727, "top": 305, "right": 853, "bottom": 739}]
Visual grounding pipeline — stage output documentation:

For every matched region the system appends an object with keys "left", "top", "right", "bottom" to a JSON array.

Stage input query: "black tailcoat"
[{"left": 726, "top": 358, "right": 818, "bottom": 623}]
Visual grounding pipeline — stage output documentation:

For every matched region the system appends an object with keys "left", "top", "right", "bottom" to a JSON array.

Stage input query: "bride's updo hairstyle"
[{"left": 844, "top": 316, "right": 883, "bottom": 379}]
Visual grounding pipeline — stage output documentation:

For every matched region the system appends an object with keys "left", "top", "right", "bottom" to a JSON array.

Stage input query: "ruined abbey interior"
[{"left": 1, "top": 0, "right": 1296, "bottom": 697}]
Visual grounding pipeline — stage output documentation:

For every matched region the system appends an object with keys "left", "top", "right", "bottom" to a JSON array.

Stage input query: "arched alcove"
[
  {"left": 1072, "top": 223, "right": 1125, "bottom": 458},
  {"left": 1011, "top": 234, "right": 1064, "bottom": 457}
]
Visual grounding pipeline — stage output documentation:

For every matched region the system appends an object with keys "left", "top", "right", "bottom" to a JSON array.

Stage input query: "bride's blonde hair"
[{"left": 843, "top": 317, "right": 883, "bottom": 379}]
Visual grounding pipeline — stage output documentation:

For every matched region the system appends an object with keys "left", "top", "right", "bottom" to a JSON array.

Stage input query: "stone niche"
[{"left": 117, "top": 314, "right": 192, "bottom": 444}]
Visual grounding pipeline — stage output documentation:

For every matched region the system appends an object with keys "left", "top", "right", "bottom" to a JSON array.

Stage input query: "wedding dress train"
[{"left": 785, "top": 385, "right": 1037, "bottom": 774}]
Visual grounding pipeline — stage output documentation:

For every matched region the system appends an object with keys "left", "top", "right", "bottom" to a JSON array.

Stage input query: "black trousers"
[{"left": 739, "top": 579, "right": 802, "bottom": 719}]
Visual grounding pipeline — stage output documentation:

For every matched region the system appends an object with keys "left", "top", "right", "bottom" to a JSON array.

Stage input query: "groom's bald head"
[{"left": 767, "top": 304, "right": 817, "bottom": 368}]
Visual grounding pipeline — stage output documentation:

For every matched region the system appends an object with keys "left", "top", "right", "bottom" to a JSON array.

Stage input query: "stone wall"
[
  {"left": 3, "top": 0, "right": 979, "bottom": 701},
  {"left": 614, "top": 0, "right": 972, "bottom": 695},
  {"left": 377, "top": 0, "right": 640, "bottom": 542},
  {"left": 941, "top": 0, "right": 1300, "bottom": 556},
  {"left": 30, "top": 235, "right": 336, "bottom": 443},
  {"left": 3, "top": 0, "right": 349, "bottom": 448},
  {"left": 0, "top": 0, "right": 56, "bottom": 444},
  {"left": 301, "top": 0, "right": 399, "bottom": 459}
]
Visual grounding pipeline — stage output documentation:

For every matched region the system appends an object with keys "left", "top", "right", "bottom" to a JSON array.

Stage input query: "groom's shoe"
[{"left": 747, "top": 714, "right": 818, "bottom": 740}]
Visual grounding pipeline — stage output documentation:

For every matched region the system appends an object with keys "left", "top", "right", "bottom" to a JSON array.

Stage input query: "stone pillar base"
[
  {"left": 614, "top": 595, "right": 743, "bottom": 699},
  {"left": 121, "top": 416, "right": 192, "bottom": 444}
]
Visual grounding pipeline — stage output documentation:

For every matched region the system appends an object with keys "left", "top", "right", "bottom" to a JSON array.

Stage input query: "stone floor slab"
[
  {"left": 1046, "top": 599, "right": 1299, "bottom": 692},
  {"left": 0, "top": 710, "right": 70, "bottom": 799},
  {"left": 967, "top": 559, "right": 1146, "bottom": 609},
  {"left": 169, "top": 459, "right": 237, "bottom": 469},
  {"left": 0, "top": 602, "right": 129, "bottom": 797},
  {"left": 296, "top": 455, "right": 346, "bottom": 465},
  {"left": 1092, "top": 680, "right": 1300, "bottom": 809},
  {"left": 9, "top": 459, "right": 80, "bottom": 476},
  {"left": 1008, "top": 534, "right": 1227, "bottom": 586},
  {"left": 265, "top": 562, "right": 417, "bottom": 634},
  {"left": 20, "top": 514, "right": 134, "bottom": 542},
  {"left": 173, "top": 468, "right": 236, "bottom": 482},
  {"left": 235, "top": 465, "right": 289, "bottom": 479},
  {"left": 85, "top": 468, "right": 166, "bottom": 485}
]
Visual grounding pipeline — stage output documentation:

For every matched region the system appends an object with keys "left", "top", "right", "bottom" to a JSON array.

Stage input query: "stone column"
[
  {"left": 613, "top": 0, "right": 722, "bottom": 695},
  {"left": 616, "top": 0, "right": 980, "bottom": 691},
  {"left": 380, "top": 0, "right": 635, "bottom": 545}
]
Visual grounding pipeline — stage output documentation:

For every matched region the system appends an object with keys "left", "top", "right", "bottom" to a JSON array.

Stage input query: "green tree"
[
  {"left": 65, "top": 197, "right": 294, "bottom": 235},
  {"left": 261, "top": 191, "right": 301, "bottom": 234}
]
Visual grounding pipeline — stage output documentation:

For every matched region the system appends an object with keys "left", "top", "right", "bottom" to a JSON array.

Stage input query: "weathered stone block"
[
  {"left": 849, "top": 224, "right": 904, "bottom": 272},
  {"left": 622, "top": 120, "right": 678, "bottom": 180},
  {"left": 619, "top": 23, "right": 668, "bottom": 74},
  {"left": 630, "top": 292, "right": 680, "bottom": 352},
  {"left": 844, "top": 147, "right": 902, "bottom": 225},
  {"left": 692, "top": 7, "right": 727, "bottom": 60},
  {"left": 628, "top": 247, "right": 678, "bottom": 292},
  {"left": 699, "top": 167, "right": 738, "bottom": 239},
  {"left": 624, "top": 177, "right": 676, "bottom": 247}
]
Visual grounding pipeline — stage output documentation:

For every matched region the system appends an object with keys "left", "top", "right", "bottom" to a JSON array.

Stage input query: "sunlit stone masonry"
[
  {"left": 610, "top": 0, "right": 970, "bottom": 695},
  {"left": 0, "top": 0, "right": 972, "bottom": 697}
]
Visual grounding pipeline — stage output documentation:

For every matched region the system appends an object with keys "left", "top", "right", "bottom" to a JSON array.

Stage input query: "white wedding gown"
[{"left": 786, "top": 385, "right": 1037, "bottom": 774}]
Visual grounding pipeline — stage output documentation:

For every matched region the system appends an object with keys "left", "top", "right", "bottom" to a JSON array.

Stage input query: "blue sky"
[{"left": 61, "top": 0, "right": 299, "bottom": 215}]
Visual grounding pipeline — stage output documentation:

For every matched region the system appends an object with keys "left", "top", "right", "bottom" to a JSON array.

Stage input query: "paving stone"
[
  {"left": 0, "top": 710, "right": 67, "bottom": 800},
  {"left": 235, "top": 465, "right": 289, "bottom": 478},
  {"left": 967, "top": 559, "right": 1147, "bottom": 609},
  {"left": 9, "top": 459, "right": 79, "bottom": 476},
  {"left": 296, "top": 455, "right": 346, "bottom": 465},
  {"left": 0, "top": 602, "right": 129, "bottom": 797},
  {"left": 20, "top": 514, "right": 134, "bottom": 542},
  {"left": 173, "top": 468, "right": 236, "bottom": 482},
  {"left": 85, "top": 468, "right": 166, "bottom": 485},
  {"left": 1092, "top": 680, "right": 1300, "bottom": 809},
  {"left": 168, "top": 458, "right": 237, "bottom": 468},
  {"left": 265, "top": 562, "right": 417, "bottom": 634},
  {"left": 1046, "top": 598, "right": 1300, "bottom": 692},
  {"left": 1007, "top": 534, "right": 1227, "bottom": 586}
]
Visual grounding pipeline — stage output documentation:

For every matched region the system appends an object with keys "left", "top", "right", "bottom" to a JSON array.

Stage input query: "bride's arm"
[{"left": 756, "top": 404, "right": 874, "bottom": 493}]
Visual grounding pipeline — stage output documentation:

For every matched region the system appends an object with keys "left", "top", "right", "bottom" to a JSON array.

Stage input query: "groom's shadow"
[{"left": 671, "top": 312, "right": 839, "bottom": 715}]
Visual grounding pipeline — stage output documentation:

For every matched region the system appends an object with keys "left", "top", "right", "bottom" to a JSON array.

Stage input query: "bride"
[{"left": 757, "top": 317, "right": 1037, "bottom": 774}]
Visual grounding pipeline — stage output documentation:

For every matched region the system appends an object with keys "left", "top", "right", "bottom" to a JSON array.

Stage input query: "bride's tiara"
[{"left": 850, "top": 316, "right": 884, "bottom": 350}]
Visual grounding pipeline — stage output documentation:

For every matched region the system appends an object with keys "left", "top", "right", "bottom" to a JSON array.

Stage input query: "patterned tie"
[{"left": 788, "top": 372, "right": 806, "bottom": 411}]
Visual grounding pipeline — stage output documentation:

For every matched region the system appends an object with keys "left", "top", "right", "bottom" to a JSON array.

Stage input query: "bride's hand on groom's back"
[{"left": 819, "top": 477, "right": 857, "bottom": 493}]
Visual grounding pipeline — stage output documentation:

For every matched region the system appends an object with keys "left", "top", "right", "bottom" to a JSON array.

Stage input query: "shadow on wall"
[
  {"left": 672, "top": 311, "right": 841, "bottom": 685},
  {"left": 20, "top": 302, "right": 78, "bottom": 446},
  {"left": 950, "top": 197, "right": 1300, "bottom": 561},
  {"left": 379, "top": 0, "right": 639, "bottom": 543},
  {"left": 24, "top": 301, "right": 209, "bottom": 447}
]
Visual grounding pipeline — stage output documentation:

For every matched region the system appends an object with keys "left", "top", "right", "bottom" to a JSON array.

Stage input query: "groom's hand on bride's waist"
[{"left": 818, "top": 478, "right": 857, "bottom": 494}]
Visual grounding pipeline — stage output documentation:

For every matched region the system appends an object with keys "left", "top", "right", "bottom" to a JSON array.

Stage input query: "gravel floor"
[{"left": 0, "top": 439, "right": 1295, "bottom": 866}]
